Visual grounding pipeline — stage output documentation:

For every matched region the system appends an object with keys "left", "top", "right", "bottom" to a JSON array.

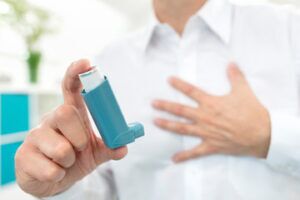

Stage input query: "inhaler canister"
[{"left": 79, "top": 67, "right": 144, "bottom": 149}]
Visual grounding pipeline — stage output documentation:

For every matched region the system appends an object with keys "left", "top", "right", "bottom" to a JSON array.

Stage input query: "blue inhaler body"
[{"left": 79, "top": 68, "right": 144, "bottom": 149}]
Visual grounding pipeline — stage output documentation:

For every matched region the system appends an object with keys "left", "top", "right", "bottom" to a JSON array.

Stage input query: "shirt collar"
[
  {"left": 197, "top": 0, "right": 233, "bottom": 44},
  {"left": 139, "top": 0, "right": 233, "bottom": 52},
  {"left": 138, "top": 12, "right": 159, "bottom": 52}
]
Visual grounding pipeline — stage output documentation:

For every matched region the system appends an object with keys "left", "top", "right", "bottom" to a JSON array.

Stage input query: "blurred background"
[{"left": 0, "top": 0, "right": 299, "bottom": 199}]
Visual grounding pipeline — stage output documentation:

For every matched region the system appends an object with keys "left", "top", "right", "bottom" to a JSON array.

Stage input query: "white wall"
[
  {"left": 0, "top": 0, "right": 299, "bottom": 90},
  {"left": 0, "top": 0, "right": 133, "bottom": 89}
]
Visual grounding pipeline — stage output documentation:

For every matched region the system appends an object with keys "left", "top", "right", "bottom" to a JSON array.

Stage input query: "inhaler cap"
[{"left": 79, "top": 67, "right": 105, "bottom": 92}]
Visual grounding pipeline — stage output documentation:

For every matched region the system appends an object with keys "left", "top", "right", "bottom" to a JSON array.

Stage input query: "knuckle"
[
  {"left": 55, "top": 105, "right": 77, "bottom": 122},
  {"left": 188, "top": 150, "right": 198, "bottom": 159},
  {"left": 160, "top": 120, "right": 168, "bottom": 127},
  {"left": 53, "top": 141, "right": 73, "bottom": 161},
  {"left": 194, "top": 151, "right": 204, "bottom": 158},
  {"left": 205, "top": 99, "right": 217, "bottom": 110},
  {"left": 204, "top": 143, "right": 218, "bottom": 154},
  {"left": 26, "top": 127, "right": 44, "bottom": 144},
  {"left": 193, "top": 151, "right": 201, "bottom": 158},
  {"left": 207, "top": 145, "right": 219, "bottom": 154},
  {"left": 210, "top": 106, "right": 222, "bottom": 117},
  {"left": 42, "top": 166, "right": 62, "bottom": 182},
  {"left": 174, "top": 105, "right": 184, "bottom": 115},
  {"left": 186, "top": 85, "right": 196, "bottom": 96},
  {"left": 206, "top": 98, "right": 222, "bottom": 111},
  {"left": 15, "top": 145, "right": 26, "bottom": 166},
  {"left": 28, "top": 127, "right": 42, "bottom": 138},
  {"left": 178, "top": 124, "right": 188, "bottom": 133},
  {"left": 199, "top": 114, "right": 213, "bottom": 124}
]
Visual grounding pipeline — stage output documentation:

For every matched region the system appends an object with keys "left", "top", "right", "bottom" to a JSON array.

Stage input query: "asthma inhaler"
[{"left": 79, "top": 67, "right": 144, "bottom": 149}]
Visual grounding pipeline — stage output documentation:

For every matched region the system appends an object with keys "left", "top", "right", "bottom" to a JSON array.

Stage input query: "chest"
[
  {"left": 106, "top": 33, "right": 299, "bottom": 168},
  {"left": 112, "top": 38, "right": 299, "bottom": 115}
]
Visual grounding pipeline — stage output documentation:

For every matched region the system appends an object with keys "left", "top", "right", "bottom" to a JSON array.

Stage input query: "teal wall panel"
[
  {"left": 1, "top": 94, "right": 29, "bottom": 135},
  {"left": 0, "top": 93, "right": 30, "bottom": 186},
  {"left": 1, "top": 141, "right": 23, "bottom": 185}
]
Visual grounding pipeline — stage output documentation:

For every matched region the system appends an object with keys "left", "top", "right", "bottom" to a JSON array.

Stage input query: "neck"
[{"left": 153, "top": 0, "right": 207, "bottom": 35}]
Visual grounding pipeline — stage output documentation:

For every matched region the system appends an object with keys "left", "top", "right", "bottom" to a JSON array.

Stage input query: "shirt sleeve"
[
  {"left": 266, "top": 10, "right": 300, "bottom": 177},
  {"left": 267, "top": 113, "right": 300, "bottom": 176},
  {"left": 42, "top": 163, "right": 118, "bottom": 200}
]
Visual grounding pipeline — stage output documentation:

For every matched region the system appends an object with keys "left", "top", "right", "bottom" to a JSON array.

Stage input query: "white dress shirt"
[{"left": 46, "top": 0, "right": 300, "bottom": 199}]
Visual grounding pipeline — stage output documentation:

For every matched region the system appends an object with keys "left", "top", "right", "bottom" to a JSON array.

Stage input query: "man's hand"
[
  {"left": 152, "top": 63, "right": 271, "bottom": 163},
  {"left": 15, "top": 59, "right": 127, "bottom": 197}
]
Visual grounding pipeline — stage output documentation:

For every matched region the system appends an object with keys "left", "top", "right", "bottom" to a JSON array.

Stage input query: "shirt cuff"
[
  {"left": 42, "top": 182, "right": 82, "bottom": 200},
  {"left": 267, "top": 112, "right": 300, "bottom": 176}
]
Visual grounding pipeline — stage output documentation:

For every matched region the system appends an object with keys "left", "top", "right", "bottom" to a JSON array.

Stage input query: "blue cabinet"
[
  {"left": 0, "top": 94, "right": 30, "bottom": 186},
  {"left": 1, "top": 94, "right": 29, "bottom": 135},
  {"left": 1, "top": 142, "right": 23, "bottom": 185}
]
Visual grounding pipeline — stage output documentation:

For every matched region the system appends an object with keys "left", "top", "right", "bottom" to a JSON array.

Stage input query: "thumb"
[
  {"left": 227, "top": 63, "right": 250, "bottom": 92},
  {"left": 62, "top": 59, "right": 93, "bottom": 132},
  {"left": 62, "top": 59, "right": 92, "bottom": 107}
]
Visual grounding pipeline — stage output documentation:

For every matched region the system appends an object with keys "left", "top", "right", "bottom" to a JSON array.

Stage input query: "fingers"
[
  {"left": 168, "top": 76, "right": 211, "bottom": 103},
  {"left": 28, "top": 127, "right": 76, "bottom": 168},
  {"left": 154, "top": 118, "right": 209, "bottom": 138},
  {"left": 15, "top": 144, "right": 66, "bottom": 183},
  {"left": 173, "top": 142, "right": 216, "bottom": 163},
  {"left": 47, "top": 105, "right": 89, "bottom": 151},
  {"left": 152, "top": 100, "right": 199, "bottom": 120}
]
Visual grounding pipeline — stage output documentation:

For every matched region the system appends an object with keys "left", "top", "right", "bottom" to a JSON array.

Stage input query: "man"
[{"left": 15, "top": 0, "right": 300, "bottom": 199}]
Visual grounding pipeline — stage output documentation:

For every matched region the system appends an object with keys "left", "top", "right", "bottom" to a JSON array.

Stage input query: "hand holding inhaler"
[
  {"left": 15, "top": 60, "right": 142, "bottom": 197},
  {"left": 79, "top": 67, "right": 144, "bottom": 149}
]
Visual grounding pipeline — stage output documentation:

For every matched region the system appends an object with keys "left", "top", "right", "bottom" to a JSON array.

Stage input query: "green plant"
[{"left": 0, "top": 0, "right": 56, "bottom": 83}]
